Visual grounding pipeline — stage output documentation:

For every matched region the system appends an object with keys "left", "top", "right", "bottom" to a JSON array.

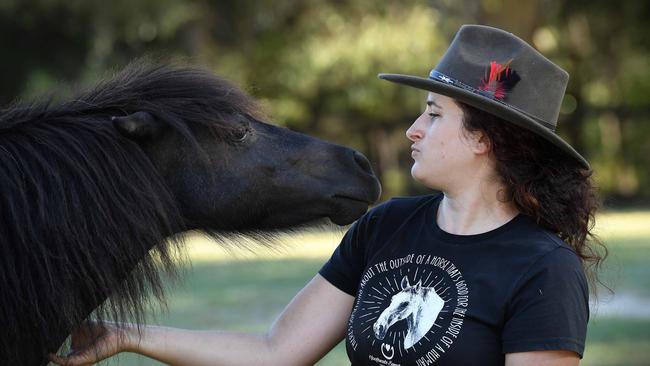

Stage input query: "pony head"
[{"left": 0, "top": 60, "right": 381, "bottom": 365}]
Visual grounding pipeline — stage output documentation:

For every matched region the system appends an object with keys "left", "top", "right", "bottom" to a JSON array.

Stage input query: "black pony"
[{"left": 0, "top": 60, "right": 381, "bottom": 365}]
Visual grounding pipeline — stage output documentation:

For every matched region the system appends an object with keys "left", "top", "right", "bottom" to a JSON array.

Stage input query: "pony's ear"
[
  {"left": 414, "top": 280, "right": 422, "bottom": 291},
  {"left": 112, "top": 111, "right": 163, "bottom": 140},
  {"left": 401, "top": 276, "right": 411, "bottom": 290}
]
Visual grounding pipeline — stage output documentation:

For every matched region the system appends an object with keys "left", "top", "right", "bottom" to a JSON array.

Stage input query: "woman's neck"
[{"left": 436, "top": 183, "right": 520, "bottom": 236}]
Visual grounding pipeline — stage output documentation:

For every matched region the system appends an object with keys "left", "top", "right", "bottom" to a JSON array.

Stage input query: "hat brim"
[{"left": 378, "top": 73, "right": 590, "bottom": 169}]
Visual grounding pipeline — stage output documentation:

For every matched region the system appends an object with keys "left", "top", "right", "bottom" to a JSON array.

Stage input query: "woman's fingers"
[
  {"left": 48, "top": 337, "right": 113, "bottom": 366},
  {"left": 48, "top": 351, "right": 95, "bottom": 366},
  {"left": 48, "top": 321, "right": 125, "bottom": 366}
]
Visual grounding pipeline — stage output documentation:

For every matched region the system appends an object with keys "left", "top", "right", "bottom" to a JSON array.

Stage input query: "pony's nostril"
[{"left": 353, "top": 150, "right": 373, "bottom": 175}]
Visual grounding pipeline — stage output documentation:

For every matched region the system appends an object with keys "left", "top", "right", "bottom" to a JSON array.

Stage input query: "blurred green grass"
[{"left": 109, "top": 211, "right": 649, "bottom": 365}]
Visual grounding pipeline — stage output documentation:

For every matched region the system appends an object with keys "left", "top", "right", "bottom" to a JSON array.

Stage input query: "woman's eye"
[{"left": 429, "top": 113, "right": 440, "bottom": 119}]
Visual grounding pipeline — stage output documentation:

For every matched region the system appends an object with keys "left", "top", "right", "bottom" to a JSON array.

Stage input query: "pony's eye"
[
  {"left": 398, "top": 302, "right": 409, "bottom": 310},
  {"left": 232, "top": 126, "right": 249, "bottom": 142}
]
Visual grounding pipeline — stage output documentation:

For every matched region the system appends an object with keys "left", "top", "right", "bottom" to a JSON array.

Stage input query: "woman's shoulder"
[{"left": 508, "top": 214, "right": 581, "bottom": 265}]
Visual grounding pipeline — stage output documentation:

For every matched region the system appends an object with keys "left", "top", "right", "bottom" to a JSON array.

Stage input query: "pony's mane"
[{"left": 0, "top": 60, "right": 268, "bottom": 363}]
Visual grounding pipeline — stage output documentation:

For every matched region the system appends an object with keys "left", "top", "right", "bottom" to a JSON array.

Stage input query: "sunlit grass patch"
[
  {"left": 179, "top": 210, "right": 650, "bottom": 263},
  {"left": 595, "top": 211, "right": 650, "bottom": 242},
  {"left": 182, "top": 229, "right": 346, "bottom": 263},
  {"left": 592, "top": 211, "right": 650, "bottom": 297}
]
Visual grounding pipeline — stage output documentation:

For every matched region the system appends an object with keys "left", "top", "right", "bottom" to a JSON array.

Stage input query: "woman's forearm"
[
  {"left": 126, "top": 275, "right": 353, "bottom": 366},
  {"left": 128, "top": 325, "right": 275, "bottom": 366}
]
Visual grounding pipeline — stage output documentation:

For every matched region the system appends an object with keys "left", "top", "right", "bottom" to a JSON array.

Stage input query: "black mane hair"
[{"left": 0, "top": 60, "right": 265, "bottom": 364}]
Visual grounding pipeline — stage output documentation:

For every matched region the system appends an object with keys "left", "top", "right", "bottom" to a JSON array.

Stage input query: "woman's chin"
[
  {"left": 411, "top": 166, "right": 441, "bottom": 189},
  {"left": 411, "top": 165, "right": 426, "bottom": 183}
]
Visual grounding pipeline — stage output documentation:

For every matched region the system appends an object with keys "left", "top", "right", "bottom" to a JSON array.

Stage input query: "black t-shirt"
[{"left": 319, "top": 194, "right": 589, "bottom": 366}]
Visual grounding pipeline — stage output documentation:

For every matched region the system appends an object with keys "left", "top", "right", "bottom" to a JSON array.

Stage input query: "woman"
[{"left": 50, "top": 25, "right": 604, "bottom": 366}]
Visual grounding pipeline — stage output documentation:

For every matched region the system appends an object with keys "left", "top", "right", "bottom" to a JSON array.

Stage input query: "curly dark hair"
[{"left": 456, "top": 101, "right": 608, "bottom": 294}]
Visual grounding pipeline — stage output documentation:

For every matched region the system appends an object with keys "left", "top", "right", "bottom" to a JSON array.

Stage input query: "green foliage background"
[{"left": 2, "top": 0, "right": 649, "bottom": 201}]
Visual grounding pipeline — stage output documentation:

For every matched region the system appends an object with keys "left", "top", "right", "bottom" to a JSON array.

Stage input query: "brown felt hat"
[{"left": 379, "top": 24, "right": 589, "bottom": 169}]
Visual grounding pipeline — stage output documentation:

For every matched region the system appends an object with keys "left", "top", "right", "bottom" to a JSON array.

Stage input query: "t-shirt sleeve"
[
  {"left": 502, "top": 246, "right": 590, "bottom": 358},
  {"left": 318, "top": 208, "right": 378, "bottom": 296}
]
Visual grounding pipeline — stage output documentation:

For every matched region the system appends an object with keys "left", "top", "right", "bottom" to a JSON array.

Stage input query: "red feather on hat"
[{"left": 479, "top": 59, "right": 520, "bottom": 100}]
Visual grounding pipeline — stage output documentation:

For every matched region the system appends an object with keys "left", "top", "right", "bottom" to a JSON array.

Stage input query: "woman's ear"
[
  {"left": 470, "top": 130, "right": 492, "bottom": 155},
  {"left": 112, "top": 111, "right": 164, "bottom": 141}
]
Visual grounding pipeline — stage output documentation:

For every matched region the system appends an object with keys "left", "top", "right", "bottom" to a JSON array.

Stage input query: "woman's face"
[{"left": 406, "top": 92, "right": 485, "bottom": 190}]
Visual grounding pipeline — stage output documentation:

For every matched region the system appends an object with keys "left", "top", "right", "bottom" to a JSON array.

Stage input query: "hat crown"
[{"left": 435, "top": 25, "right": 569, "bottom": 128}]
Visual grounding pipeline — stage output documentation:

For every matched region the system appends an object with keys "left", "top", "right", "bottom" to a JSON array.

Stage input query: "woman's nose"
[{"left": 406, "top": 122, "right": 422, "bottom": 142}]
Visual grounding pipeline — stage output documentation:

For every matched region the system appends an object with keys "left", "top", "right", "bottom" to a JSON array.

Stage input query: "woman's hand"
[{"left": 49, "top": 321, "right": 134, "bottom": 366}]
